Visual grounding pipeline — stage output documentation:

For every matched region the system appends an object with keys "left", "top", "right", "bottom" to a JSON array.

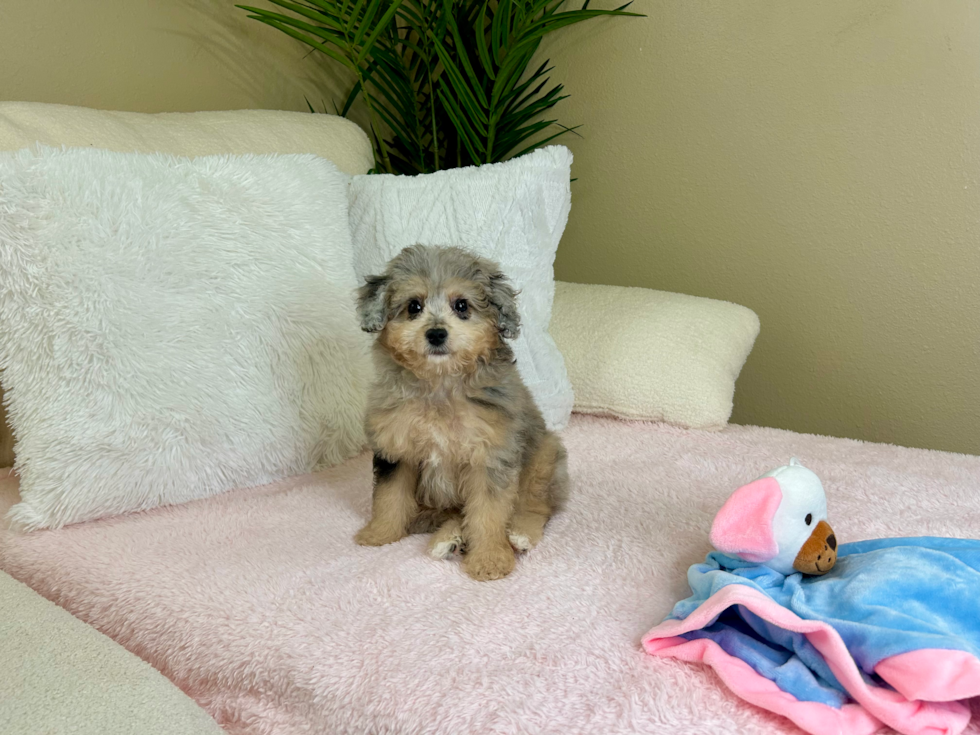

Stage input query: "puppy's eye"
[
  {"left": 407, "top": 299, "right": 423, "bottom": 318},
  {"left": 805, "top": 513, "right": 813, "bottom": 526},
  {"left": 453, "top": 298, "right": 468, "bottom": 315}
]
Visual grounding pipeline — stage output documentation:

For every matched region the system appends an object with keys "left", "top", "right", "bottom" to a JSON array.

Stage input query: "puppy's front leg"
[
  {"left": 461, "top": 466, "right": 517, "bottom": 581},
  {"left": 355, "top": 454, "right": 419, "bottom": 546}
]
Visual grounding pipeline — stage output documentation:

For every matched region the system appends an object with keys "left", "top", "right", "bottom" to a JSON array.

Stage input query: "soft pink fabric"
[
  {"left": 878, "top": 650, "right": 980, "bottom": 703},
  {"left": 2, "top": 415, "right": 980, "bottom": 735},
  {"left": 643, "top": 585, "right": 973, "bottom": 735},
  {"left": 648, "top": 634, "right": 883, "bottom": 735},
  {"left": 708, "top": 476, "right": 781, "bottom": 562}
]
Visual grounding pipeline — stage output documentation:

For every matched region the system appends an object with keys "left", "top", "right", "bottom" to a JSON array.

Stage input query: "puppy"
[{"left": 354, "top": 245, "right": 568, "bottom": 581}]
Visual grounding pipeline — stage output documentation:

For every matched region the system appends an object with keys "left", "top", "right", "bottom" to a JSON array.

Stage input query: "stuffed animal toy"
[
  {"left": 646, "top": 459, "right": 980, "bottom": 735},
  {"left": 709, "top": 458, "right": 837, "bottom": 575}
]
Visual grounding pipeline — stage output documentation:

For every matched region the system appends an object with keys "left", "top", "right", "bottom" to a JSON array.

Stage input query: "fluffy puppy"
[{"left": 354, "top": 245, "right": 568, "bottom": 581}]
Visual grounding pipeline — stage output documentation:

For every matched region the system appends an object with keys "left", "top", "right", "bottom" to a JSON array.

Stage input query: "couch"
[{"left": 1, "top": 103, "right": 978, "bottom": 735}]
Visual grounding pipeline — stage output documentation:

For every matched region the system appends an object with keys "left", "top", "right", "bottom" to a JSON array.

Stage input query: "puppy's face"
[
  {"left": 358, "top": 246, "right": 520, "bottom": 378},
  {"left": 382, "top": 275, "right": 499, "bottom": 376}
]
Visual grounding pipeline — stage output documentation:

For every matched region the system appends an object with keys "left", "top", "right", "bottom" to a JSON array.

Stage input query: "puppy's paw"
[
  {"left": 354, "top": 523, "right": 405, "bottom": 547},
  {"left": 507, "top": 511, "right": 546, "bottom": 554},
  {"left": 463, "top": 545, "right": 516, "bottom": 581},
  {"left": 428, "top": 537, "right": 462, "bottom": 560},
  {"left": 428, "top": 515, "right": 465, "bottom": 560}
]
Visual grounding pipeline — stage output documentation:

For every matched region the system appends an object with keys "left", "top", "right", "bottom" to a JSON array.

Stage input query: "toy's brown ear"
[{"left": 792, "top": 520, "right": 837, "bottom": 575}]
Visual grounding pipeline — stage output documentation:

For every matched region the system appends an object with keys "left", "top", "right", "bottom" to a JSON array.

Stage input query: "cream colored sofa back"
[
  {"left": 0, "top": 102, "right": 373, "bottom": 173},
  {"left": 0, "top": 102, "right": 375, "bottom": 467}
]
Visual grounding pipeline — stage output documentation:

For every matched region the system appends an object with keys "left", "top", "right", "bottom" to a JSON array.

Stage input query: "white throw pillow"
[
  {"left": 0, "top": 102, "right": 377, "bottom": 469},
  {"left": 348, "top": 146, "right": 575, "bottom": 430},
  {"left": 0, "top": 146, "right": 370, "bottom": 530},
  {"left": 551, "top": 282, "right": 760, "bottom": 430}
]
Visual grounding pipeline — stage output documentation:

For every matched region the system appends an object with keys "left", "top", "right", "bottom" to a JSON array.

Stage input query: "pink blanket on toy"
[{"left": 2, "top": 415, "right": 979, "bottom": 735}]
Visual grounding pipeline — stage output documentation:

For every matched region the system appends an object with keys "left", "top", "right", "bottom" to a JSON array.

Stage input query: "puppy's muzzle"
[{"left": 426, "top": 328, "right": 448, "bottom": 347}]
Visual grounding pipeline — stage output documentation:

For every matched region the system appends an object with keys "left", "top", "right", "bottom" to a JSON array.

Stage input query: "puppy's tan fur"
[{"left": 354, "top": 245, "right": 568, "bottom": 581}]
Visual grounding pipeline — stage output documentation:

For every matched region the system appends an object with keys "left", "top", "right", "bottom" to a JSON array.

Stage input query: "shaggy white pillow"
[
  {"left": 0, "top": 102, "right": 378, "bottom": 469},
  {"left": 0, "top": 146, "right": 370, "bottom": 530},
  {"left": 348, "top": 146, "right": 575, "bottom": 430}
]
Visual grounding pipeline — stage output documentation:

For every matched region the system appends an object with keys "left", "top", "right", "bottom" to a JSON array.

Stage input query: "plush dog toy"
[{"left": 709, "top": 459, "right": 837, "bottom": 575}]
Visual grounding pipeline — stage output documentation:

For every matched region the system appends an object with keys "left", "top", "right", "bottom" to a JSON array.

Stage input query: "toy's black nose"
[
  {"left": 426, "top": 328, "right": 448, "bottom": 347},
  {"left": 827, "top": 534, "right": 837, "bottom": 551}
]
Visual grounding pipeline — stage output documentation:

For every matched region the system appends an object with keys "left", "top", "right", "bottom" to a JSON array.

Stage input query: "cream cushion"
[
  {"left": 0, "top": 566, "right": 222, "bottom": 734},
  {"left": 0, "top": 101, "right": 374, "bottom": 468},
  {"left": 0, "top": 102, "right": 373, "bottom": 174},
  {"left": 551, "top": 281, "right": 760, "bottom": 430}
]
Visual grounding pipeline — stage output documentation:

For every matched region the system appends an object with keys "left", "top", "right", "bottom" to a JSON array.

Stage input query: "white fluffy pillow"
[
  {"left": 348, "top": 146, "right": 575, "bottom": 430},
  {"left": 0, "top": 146, "right": 370, "bottom": 530},
  {"left": 551, "top": 282, "right": 760, "bottom": 430}
]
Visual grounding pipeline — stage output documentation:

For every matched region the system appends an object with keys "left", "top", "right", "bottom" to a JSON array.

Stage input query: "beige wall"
[
  {"left": 0, "top": 0, "right": 352, "bottom": 115},
  {"left": 542, "top": 0, "right": 980, "bottom": 455},
  {"left": 0, "top": 1, "right": 978, "bottom": 455}
]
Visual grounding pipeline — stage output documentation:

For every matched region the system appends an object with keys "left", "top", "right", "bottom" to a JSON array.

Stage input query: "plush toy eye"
[
  {"left": 407, "top": 299, "right": 423, "bottom": 318},
  {"left": 805, "top": 513, "right": 813, "bottom": 526},
  {"left": 453, "top": 298, "right": 468, "bottom": 315}
]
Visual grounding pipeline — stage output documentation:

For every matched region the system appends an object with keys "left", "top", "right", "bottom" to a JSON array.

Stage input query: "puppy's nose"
[
  {"left": 827, "top": 534, "right": 837, "bottom": 551},
  {"left": 426, "top": 328, "right": 448, "bottom": 347}
]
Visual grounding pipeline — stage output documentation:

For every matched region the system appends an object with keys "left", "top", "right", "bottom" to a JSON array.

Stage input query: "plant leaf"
[
  {"left": 438, "top": 87, "right": 485, "bottom": 161},
  {"left": 355, "top": 0, "right": 405, "bottom": 65},
  {"left": 240, "top": 12, "right": 355, "bottom": 68},
  {"left": 491, "top": 0, "right": 512, "bottom": 67},
  {"left": 430, "top": 41, "right": 489, "bottom": 130},
  {"left": 265, "top": 0, "right": 344, "bottom": 30},
  {"left": 339, "top": 81, "right": 362, "bottom": 117},
  {"left": 507, "top": 124, "right": 581, "bottom": 160},
  {"left": 441, "top": 3, "right": 489, "bottom": 108},
  {"left": 346, "top": 0, "right": 368, "bottom": 34},
  {"left": 352, "top": 0, "right": 384, "bottom": 48},
  {"left": 475, "top": 0, "right": 495, "bottom": 78}
]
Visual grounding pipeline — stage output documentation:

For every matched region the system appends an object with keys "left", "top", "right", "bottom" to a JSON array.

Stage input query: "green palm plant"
[{"left": 237, "top": 0, "right": 642, "bottom": 174}]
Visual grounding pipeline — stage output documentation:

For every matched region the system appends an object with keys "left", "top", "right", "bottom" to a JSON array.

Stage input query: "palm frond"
[{"left": 239, "top": 0, "right": 644, "bottom": 172}]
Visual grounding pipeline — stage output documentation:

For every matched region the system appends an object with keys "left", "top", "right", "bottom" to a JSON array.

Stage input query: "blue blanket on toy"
[{"left": 643, "top": 537, "right": 980, "bottom": 735}]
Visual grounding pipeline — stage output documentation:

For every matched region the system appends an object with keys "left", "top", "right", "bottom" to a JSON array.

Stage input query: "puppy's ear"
[
  {"left": 357, "top": 275, "right": 390, "bottom": 333},
  {"left": 488, "top": 272, "right": 520, "bottom": 340}
]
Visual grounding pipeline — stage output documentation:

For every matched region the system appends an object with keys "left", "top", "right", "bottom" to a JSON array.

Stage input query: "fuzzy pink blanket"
[{"left": 2, "top": 415, "right": 979, "bottom": 735}]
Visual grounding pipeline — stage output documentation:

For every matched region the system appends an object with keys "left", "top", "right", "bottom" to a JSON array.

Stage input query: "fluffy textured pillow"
[
  {"left": 348, "top": 146, "right": 574, "bottom": 430},
  {"left": 0, "top": 101, "right": 377, "bottom": 469},
  {"left": 550, "top": 281, "right": 760, "bottom": 429},
  {"left": 0, "top": 146, "right": 370, "bottom": 530}
]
